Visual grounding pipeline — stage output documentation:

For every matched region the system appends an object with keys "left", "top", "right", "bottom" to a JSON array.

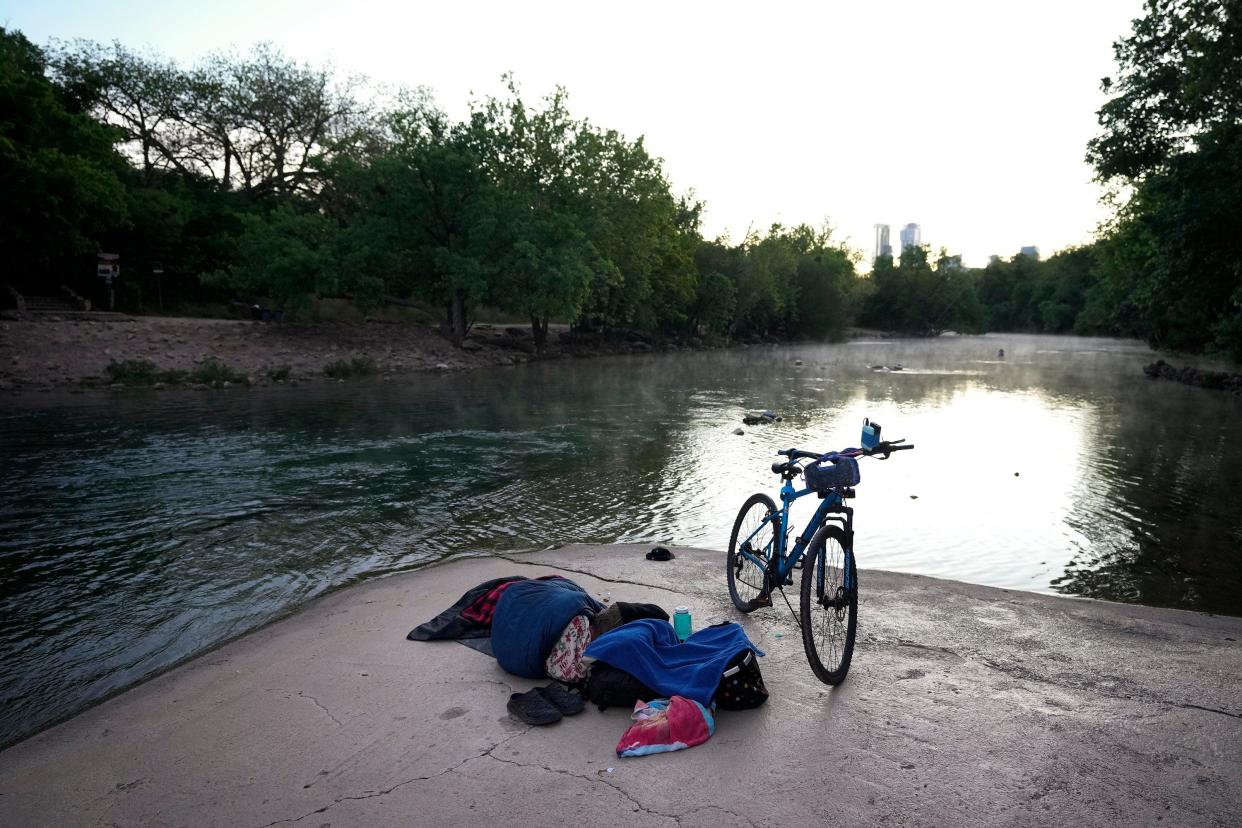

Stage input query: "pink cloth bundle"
[{"left": 616, "top": 696, "right": 715, "bottom": 757}]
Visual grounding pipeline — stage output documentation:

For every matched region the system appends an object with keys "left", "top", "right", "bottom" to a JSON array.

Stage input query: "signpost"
[
  {"left": 97, "top": 253, "right": 119, "bottom": 311},
  {"left": 153, "top": 262, "right": 164, "bottom": 313}
]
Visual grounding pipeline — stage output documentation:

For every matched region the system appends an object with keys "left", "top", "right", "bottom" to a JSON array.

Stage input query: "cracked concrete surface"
[{"left": 1, "top": 544, "right": 1240, "bottom": 827}]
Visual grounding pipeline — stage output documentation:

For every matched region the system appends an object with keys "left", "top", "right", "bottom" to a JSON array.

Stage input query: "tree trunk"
[
  {"left": 447, "top": 290, "right": 468, "bottom": 347},
  {"left": 531, "top": 316, "right": 549, "bottom": 353}
]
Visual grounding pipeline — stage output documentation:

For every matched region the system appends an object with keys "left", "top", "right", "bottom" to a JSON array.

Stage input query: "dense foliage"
[
  {"left": 1084, "top": 0, "right": 1242, "bottom": 359},
  {"left": 2, "top": 33, "right": 863, "bottom": 347},
  {"left": 0, "top": 30, "right": 128, "bottom": 285},
  {"left": 4, "top": 2, "right": 1241, "bottom": 360}
]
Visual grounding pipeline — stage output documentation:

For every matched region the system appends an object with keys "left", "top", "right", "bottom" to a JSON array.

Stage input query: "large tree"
[
  {"left": 51, "top": 41, "right": 368, "bottom": 198},
  {"left": 1088, "top": 0, "right": 1242, "bottom": 181},
  {"left": 0, "top": 28, "right": 128, "bottom": 289},
  {"left": 573, "top": 125, "right": 698, "bottom": 334},
  {"left": 332, "top": 98, "right": 499, "bottom": 345},
  {"left": 473, "top": 84, "right": 594, "bottom": 351},
  {"left": 1087, "top": 0, "right": 1242, "bottom": 357}
]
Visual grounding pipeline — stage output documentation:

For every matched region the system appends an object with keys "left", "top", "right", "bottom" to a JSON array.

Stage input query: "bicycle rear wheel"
[
  {"left": 799, "top": 524, "right": 857, "bottom": 684},
  {"left": 727, "top": 493, "right": 777, "bottom": 612}
]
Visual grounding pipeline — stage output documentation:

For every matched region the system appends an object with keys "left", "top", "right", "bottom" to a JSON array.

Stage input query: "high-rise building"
[
  {"left": 1020, "top": 245, "right": 1040, "bottom": 259},
  {"left": 873, "top": 224, "right": 892, "bottom": 259},
  {"left": 899, "top": 223, "right": 921, "bottom": 252}
]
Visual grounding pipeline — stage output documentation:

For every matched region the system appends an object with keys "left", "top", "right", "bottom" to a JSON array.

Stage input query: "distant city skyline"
[
  {"left": 873, "top": 224, "right": 892, "bottom": 259},
  {"left": 899, "top": 223, "right": 922, "bottom": 253},
  {"left": 874, "top": 222, "right": 1048, "bottom": 267},
  {"left": 0, "top": 0, "right": 1147, "bottom": 267}
]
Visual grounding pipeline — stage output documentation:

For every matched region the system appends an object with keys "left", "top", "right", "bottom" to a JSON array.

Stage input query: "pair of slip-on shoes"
[{"left": 507, "top": 684, "right": 585, "bottom": 725}]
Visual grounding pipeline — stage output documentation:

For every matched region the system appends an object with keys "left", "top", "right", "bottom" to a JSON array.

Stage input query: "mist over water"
[{"left": 2, "top": 333, "right": 1240, "bottom": 746}]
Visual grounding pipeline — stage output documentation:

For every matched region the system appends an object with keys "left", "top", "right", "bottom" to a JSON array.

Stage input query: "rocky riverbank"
[
  {"left": 1144, "top": 358, "right": 1242, "bottom": 393},
  {"left": 0, "top": 315, "right": 731, "bottom": 393}
]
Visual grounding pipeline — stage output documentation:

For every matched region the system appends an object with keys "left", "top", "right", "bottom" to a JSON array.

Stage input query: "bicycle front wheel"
[
  {"left": 800, "top": 524, "right": 857, "bottom": 684},
  {"left": 727, "top": 493, "right": 777, "bottom": 612}
]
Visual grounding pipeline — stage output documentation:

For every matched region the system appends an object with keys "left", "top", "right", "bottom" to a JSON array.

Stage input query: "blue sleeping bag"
[
  {"left": 491, "top": 578, "right": 603, "bottom": 678},
  {"left": 583, "top": 619, "right": 763, "bottom": 705}
]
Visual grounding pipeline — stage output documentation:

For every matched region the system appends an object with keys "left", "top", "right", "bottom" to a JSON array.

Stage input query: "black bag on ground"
[
  {"left": 583, "top": 661, "right": 659, "bottom": 710},
  {"left": 714, "top": 649, "right": 768, "bottom": 710}
]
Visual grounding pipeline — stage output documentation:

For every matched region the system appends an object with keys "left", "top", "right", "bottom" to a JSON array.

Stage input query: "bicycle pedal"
[{"left": 752, "top": 593, "right": 773, "bottom": 608}]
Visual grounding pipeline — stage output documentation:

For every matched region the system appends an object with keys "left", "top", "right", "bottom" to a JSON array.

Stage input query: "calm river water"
[{"left": 2, "top": 333, "right": 1240, "bottom": 746}]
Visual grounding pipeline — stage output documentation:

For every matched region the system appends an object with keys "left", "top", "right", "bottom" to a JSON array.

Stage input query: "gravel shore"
[{"left": 0, "top": 315, "right": 553, "bottom": 392}]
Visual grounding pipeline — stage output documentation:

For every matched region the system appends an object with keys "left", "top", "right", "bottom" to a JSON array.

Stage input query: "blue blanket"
[
  {"left": 491, "top": 578, "right": 603, "bottom": 678},
  {"left": 584, "top": 619, "right": 763, "bottom": 705}
]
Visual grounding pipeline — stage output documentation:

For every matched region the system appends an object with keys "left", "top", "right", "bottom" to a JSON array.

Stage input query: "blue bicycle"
[{"left": 727, "top": 419, "right": 914, "bottom": 684}]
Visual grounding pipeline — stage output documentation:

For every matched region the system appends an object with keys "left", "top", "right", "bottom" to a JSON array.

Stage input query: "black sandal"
[
  {"left": 536, "top": 683, "right": 584, "bottom": 716},
  {"left": 507, "top": 689, "right": 562, "bottom": 725},
  {"left": 646, "top": 546, "right": 675, "bottom": 561}
]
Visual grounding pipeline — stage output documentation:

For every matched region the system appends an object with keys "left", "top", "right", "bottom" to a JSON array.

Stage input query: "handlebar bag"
[{"left": 805, "top": 456, "right": 860, "bottom": 492}]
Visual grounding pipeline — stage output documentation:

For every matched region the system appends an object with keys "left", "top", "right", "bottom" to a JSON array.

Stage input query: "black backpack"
[
  {"left": 583, "top": 661, "right": 659, "bottom": 710},
  {"left": 715, "top": 649, "right": 768, "bottom": 710}
]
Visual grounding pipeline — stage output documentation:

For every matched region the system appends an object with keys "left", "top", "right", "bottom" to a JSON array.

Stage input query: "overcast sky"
[{"left": 4, "top": 0, "right": 1145, "bottom": 266}]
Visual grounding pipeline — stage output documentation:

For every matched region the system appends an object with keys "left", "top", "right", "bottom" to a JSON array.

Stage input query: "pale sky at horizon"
[{"left": 3, "top": 0, "right": 1146, "bottom": 267}]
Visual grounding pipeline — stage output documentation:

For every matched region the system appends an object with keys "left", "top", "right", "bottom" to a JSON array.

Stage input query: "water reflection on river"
[{"left": 1, "top": 333, "right": 1239, "bottom": 746}]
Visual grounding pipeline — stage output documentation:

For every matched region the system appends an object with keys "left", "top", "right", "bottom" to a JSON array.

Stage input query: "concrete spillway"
[{"left": 1, "top": 545, "right": 1239, "bottom": 827}]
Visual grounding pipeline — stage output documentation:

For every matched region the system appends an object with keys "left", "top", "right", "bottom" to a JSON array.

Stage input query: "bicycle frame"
[{"left": 738, "top": 475, "right": 855, "bottom": 591}]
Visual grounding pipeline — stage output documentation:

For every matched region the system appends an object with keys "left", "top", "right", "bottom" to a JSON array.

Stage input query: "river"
[{"left": 2, "top": 333, "right": 1240, "bottom": 747}]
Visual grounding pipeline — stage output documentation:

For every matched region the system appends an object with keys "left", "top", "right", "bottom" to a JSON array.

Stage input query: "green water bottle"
[{"left": 673, "top": 606, "right": 693, "bottom": 641}]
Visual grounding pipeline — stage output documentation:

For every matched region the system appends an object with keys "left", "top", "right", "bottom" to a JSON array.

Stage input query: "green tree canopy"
[
  {"left": 332, "top": 97, "right": 499, "bottom": 344},
  {"left": 1088, "top": 0, "right": 1242, "bottom": 182},
  {"left": 1, "top": 28, "right": 129, "bottom": 287},
  {"left": 1087, "top": 0, "right": 1242, "bottom": 358}
]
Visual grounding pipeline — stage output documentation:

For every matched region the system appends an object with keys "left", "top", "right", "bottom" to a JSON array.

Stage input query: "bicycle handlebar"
[
  {"left": 776, "top": 448, "right": 823, "bottom": 460},
  {"left": 777, "top": 440, "right": 914, "bottom": 461}
]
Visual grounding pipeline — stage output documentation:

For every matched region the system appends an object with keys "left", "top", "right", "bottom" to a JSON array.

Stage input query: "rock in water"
[{"left": 742, "top": 411, "right": 781, "bottom": 426}]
